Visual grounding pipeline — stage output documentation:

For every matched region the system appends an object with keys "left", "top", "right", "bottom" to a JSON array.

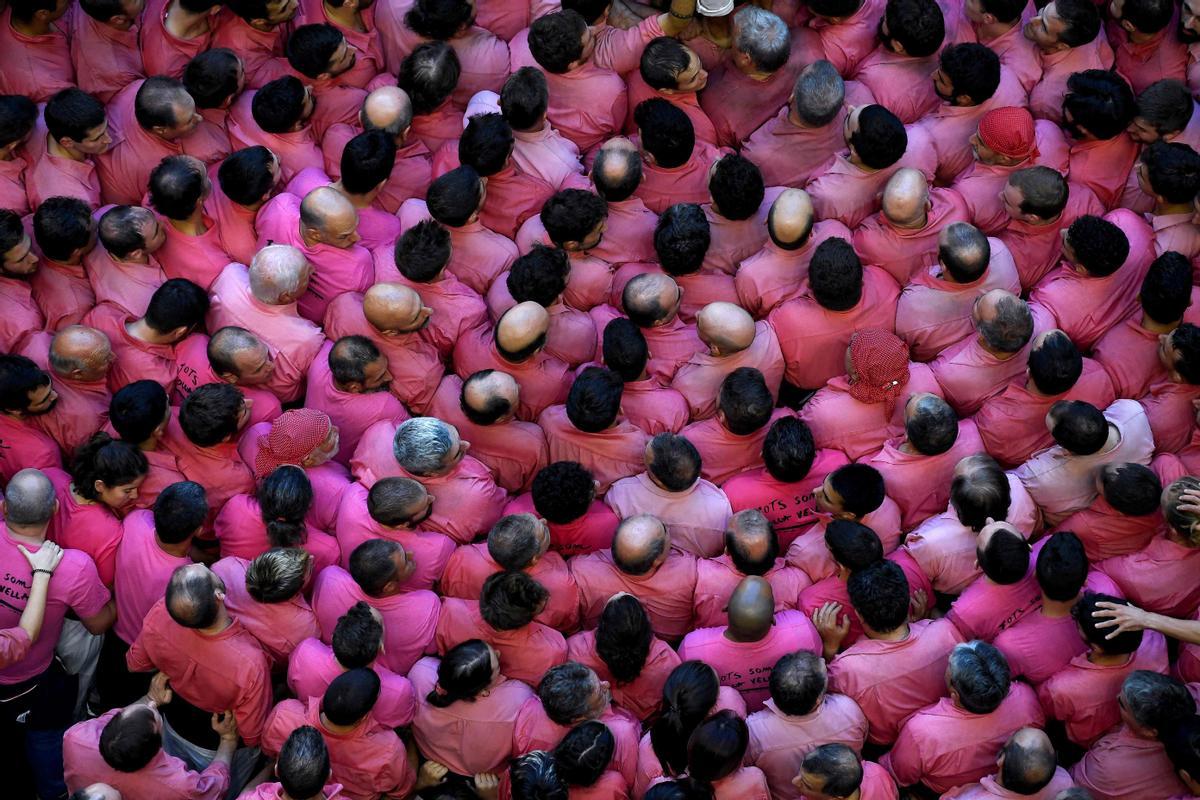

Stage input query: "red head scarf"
[
  {"left": 254, "top": 409, "right": 333, "bottom": 479},
  {"left": 847, "top": 328, "right": 911, "bottom": 418},
  {"left": 977, "top": 107, "right": 1038, "bottom": 162}
]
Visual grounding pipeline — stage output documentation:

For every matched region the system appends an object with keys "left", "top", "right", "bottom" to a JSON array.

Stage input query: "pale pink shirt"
[
  {"left": 941, "top": 767, "right": 1074, "bottom": 800},
  {"left": 439, "top": 542, "right": 579, "bottom": 631},
  {"left": 213, "top": 494, "right": 340, "bottom": 578},
  {"left": 485, "top": 283, "right": 599, "bottom": 364},
  {"left": 304, "top": 341, "right": 409, "bottom": 467},
  {"left": 722, "top": 450, "right": 852, "bottom": 548},
  {"left": 514, "top": 696, "right": 642, "bottom": 787},
  {"left": 746, "top": 693, "right": 869, "bottom": 800},
  {"left": 570, "top": 550, "right": 697, "bottom": 643},
  {"left": 287, "top": 637, "right": 416, "bottom": 730},
  {"left": 605, "top": 472, "right": 732, "bottom": 558},
  {"left": 920, "top": 67, "right": 1030, "bottom": 184},
  {"left": 435, "top": 597, "right": 568, "bottom": 686},
  {"left": 618, "top": 377, "right": 690, "bottom": 436},
  {"left": 516, "top": 196, "right": 659, "bottom": 267},
  {"left": 809, "top": 0, "right": 886, "bottom": 74},
  {"left": 85, "top": 246, "right": 165, "bottom": 318},
  {"left": 992, "top": 610, "right": 1087, "bottom": 687},
  {"left": 624, "top": 73, "right": 719, "bottom": 149},
  {"left": 785, "top": 498, "right": 904, "bottom": 583},
  {"left": 0, "top": 8, "right": 74, "bottom": 101},
  {"left": 537, "top": 405, "right": 649, "bottom": 494},
  {"left": 18, "top": 333, "right": 110, "bottom": 456},
  {"left": 212, "top": 555, "right": 321, "bottom": 666},
  {"left": 209, "top": 14, "right": 292, "bottom": 89},
  {"left": 634, "top": 141, "right": 727, "bottom": 214},
  {"left": 735, "top": 220, "right": 854, "bottom": 318},
  {"left": 69, "top": 10, "right": 145, "bottom": 104},
  {"left": 397, "top": 197, "right": 518, "bottom": 295},
  {"left": 310, "top": 565, "right": 439, "bottom": 675},
  {"left": 693, "top": 555, "right": 810, "bottom": 629},
  {"left": 1071, "top": 725, "right": 1189, "bottom": 800},
  {"left": 1015, "top": 398, "right": 1156, "bottom": 525},
  {"left": 680, "top": 408, "right": 793, "bottom": 486},
  {"left": 113, "top": 509, "right": 191, "bottom": 645},
  {"left": 1098, "top": 532, "right": 1200, "bottom": 617},
  {"left": 26, "top": 148, "right": 102, "bottom": 209},
  {"left": 855, "top": 188, "right": 972, "bottom": 284},
  {"left": 566, "top": 628, "right": 680, "bottom": 721},
  {"left": 588, "top": 306, "right": 705, "bottom": 386}
]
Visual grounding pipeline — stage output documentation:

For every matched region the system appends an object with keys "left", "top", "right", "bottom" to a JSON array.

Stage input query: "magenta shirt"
[
  {"left": 113, "top": 509, "right": 191, "bottom": 645},
  {"left": 435, "top": 597, "right": 568, "bottom": 687},
  {"left": 503, "top": 494, "right": 619, "bottom": 557},
  {"left": 746, "top": 693, "right": 869, "bottom": 800},
  {"left": 693, "top": 554, "right": 811, "bottom": 629},
  {"left": 570, "top": 549, "right": 698, "bottom": 643},
  {"left": 212, "top": 556, "right": 321, "bottom": 666}
]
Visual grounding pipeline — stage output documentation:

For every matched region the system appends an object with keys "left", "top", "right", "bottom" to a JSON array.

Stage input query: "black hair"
[
  {"left": 149, "top": 155, "right": 207, "bottom": 220},
  {"left": 541, "top": 189, "right": 608, "bottom": 248},
  {"left": 1117, "top": 0, "right": 1173, "bottom": 32},
  {"left": 1053, "top": 0, "right": 1102, "bottom": 45},
  {"left": 808, "top": 238, "right": 863, "bottom": 311},
  {"left": 905, "top": 395, "right": 959, "bottom": 455},
  {"left": 332, "top": 601, "right": 384, "bottom": 669},
  {"left": 405, "top": 0, "right": 473, "bottom": 39},
  {"left": 459, "top": 112, "right": 514, "bottom": 177},
  {"left": 1063, "top": 69, "right": 1136, "bottom": 141},
  {"left": 33, "top": 196, "right": 94, "bottom": 262},
  {"left": 1165, "top": 715, "right": 1200, "bottom": 782},
  {"left": 827, "top": 463, "right": 886, "bottom": 517},
  {"left": 479, "top": 570, "right": 549, "bottom": 631},
  {"left": 287, "top": 23, "right": 345, "bottom": 79},
  {"left": 596, "top": 594, "right": 652, "bottom": 683},
  {"left": 1101, "top": 463, "right": 1162, "bottom": 516},
  {"left": 0, "top": 210, "right": 23, "bottom": 261},
  {"left": 323, "top": 668, "right": 381, "bottom": 726},
  {"left": 99, "top": 706, "right": 160, "bottom": 772},
  {"left": 1035, "top": 531, "right": 1088, "bottom": 602},
  {"left": 153, "top": 481, "right": 208, "bottom": 544},
  {"left": 508, "top": 245, "right": 570, "bottom": 307},
  {"left": 708, "top": 156, "right": 764, "bottom": 221},
  {"left": 648, "top": 433, "right": 702, "bottom": 492},
  {"left": 1171, "top": 324, "right": 1200, "bottom": 385},
  {"left": 538, "top": 661, "right": 601, "bottom": 724},
  {"left": 938, "top": 43, "right": 1000, "bottom": 104},
  {"left": 0, "top": 95, "right": 37, "bottom": 147},
  {"left": 554, "top": 721, "right": 614, "bottom": 787},
  {"left": 602, "top": 318, "right": 649, "bottom": 383},
  {"left": 847, "top": 560, "right": 910, "bottom": 632},
  {"left": 939, "top": 223, "right": 991, "bottom": 284},
  {"left": 110, "top": 380, "right": 170, "bottom": 444},
  {"left": 655, "top": 203, "right": 710, "bottom": 276},
  {"left": 592, "top": 145, "right": 641, "bottom": 202},
  {"left": 651, "top": 661, "right": 720, "bottom": 776},
  {"left": 511, "top": 751, "right": 568, "bottom": 800},
  {"left": 977, "top": 527, "right": 1030, "bottom": 584},
  {"left": 183, "top": 48, "right": 242, "bottom": 109},
  {"left": 70, "top": 433, "right": 149, "bottom": 503},
  {"left": 1028, "top": 331, "right": 1082, "bottom": 395},
  {"left": 825, "top": 519, "right": 883, "bottom": 572},
  {"left": 395, "top": 219, "right": 452, "bottom": 281},
  {"left": 1135, "top": 80, "right": 1193, "bottom": 137},
  {"left": 1074, "top": 592, "right": 1143, "bottom": 654},
  {"left": 884, "top": 0, "right": 945, "bottom": 56},
  {"left": 145, "top": 279, "right": 210, "bottom": 336},
  {"left": 218, "top": 146, "right": 277, "bottom": 206},
  {"left": 426, "top": 639, "right": 494, "bottom": 707},
  {"left": 44, "top": 88, "right": 107, "bottom": 144},
  {"left": 277, "top": 726, "right": 331, "bottom": 800},
  {"left": 1142, "top": 141, "right": 1200, "bottom": 205},
  {"left": 949, "top": 457, "right": 1011, "bottom": 531},
  {"left": 762, "top": 416, "right": 816, "bottom": 482},
  {"left": 977, "top": 0, "right": 1025, "bottom": 22},
  {"left": 948, "top": 642, "right": 1010, "bottom": 714},
  {"left": 640, "top": 37, "right": 692, "bottom": 90},
  {"left": 1049, "top": 400, "right": 1108, "bottom": 455},
  {"left": 1066, "top": 215, "right": 1130, "bottom": 277},
  {"left": 528, "top": 10, "right": 588, "bottom": 73},
  {"left": 687, "top": 711, "right": 749, "bottom": 784},
  {"left": 399, "top": 42, "right": 462, "bottom": 115},
  {"left": 718, "top": 367, "right": 773, "bottom": 435},
  {"left": 635, "top": 99, "right": 694, "bottom": 170},
  {"left": 341, "top": 130, "right": 399, "bottom": 195},
  {"left": 1141, "top": 251, "right": 1195, "bottom": 325},
  {"left": 349, "top": 539, "right": 403, "bottom": 597},
  {"left": 769, "top": 650, "right": 827, "bottom": 715},
  {"left": 500, "top": 67, "right": 549, "bottom": 131},
  {"left": 849, "top": 105, "right": 908, "bottom": 169},
  {"left": 566, "top": 367, "right": 623, "bottom": 433},
  {"left": 532, "top": 461, "right": 595, "bottom": 524},
  {"left": 260, "top": 465, "right": 313, "bottom": 549},
  {"left": 252, "top": 76, "right": 308, "bottom": 133},
  {"left": 179, "top": 383, "right": 245, "bottom": 447},
  {"left": 329, "top": 335, "right": 382, "bottom": 386},
  {"left": 426, "top": 166, "right": 482, "bottom": 227}
]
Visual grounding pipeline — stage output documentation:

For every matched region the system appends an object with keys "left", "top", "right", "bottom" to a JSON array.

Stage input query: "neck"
[
  {"left": 169, "top": 209, "right": 207, "bottom": 235},
  {"left": 116, "top": 251, "right": 150, "bottom": 265},
  {"left": 1126, "top": 25, "right": 1155, "bottom": 43},
  {"left": 979, "top": 338, "right": 1019, "bottom": 360},
  {"left": 890, "top": 212, "right": 928, "bottom": 230},
  {"left": 156, "top": 534, "right": 192, "bottom": 557},
  {"left": 1155, "top": 200, "right": 1193, "bottom": 216},
  {"left": 974, "top": 17, "right": 1017, "bottom": 40},
  {"left": 869, "top": 623, "right": 909, "bottom": 642},
  {"left": 126, "top": 318, "right": 173, "bottom": 345},
  {"left": 324, "top": 1, "right": 362, "bottom": 29},
  {"left": 1087, "top": 650, "right": 1130, "bottom": 666},
  {"left": 319, "top": 711, "right": 359, "bottom": 733},
  {"left": 47, "top": 136, "right": 85, "bottom": 162},
  {"left": 724, "top": 626, "right": 768, "bottom": 643},
  {"left": 165, "top": 1, "right": 212, "bottom": 37},
  {"left": 331, "top": 181, "right": 373, "bottom": 209},
  {"left": 4, "top": 523, "right": 46, "bottom": 546},
  {"left": 1141, "top": 314, "right": 1178, "bottom": 334},
  {"left": 10, "top": 14, "right": 52, "bottom": 35},
  {"left": 1040, "top": 594, "right": 1077, "bottom": 618}
]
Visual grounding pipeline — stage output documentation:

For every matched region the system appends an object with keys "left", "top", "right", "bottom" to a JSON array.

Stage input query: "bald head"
[
  {"left": 880, "top": 168, "right": 930, "bottom": 227},
  {"left": 165, "top": 563, "right": 223, "bottom": 629},
  {"left": 250, "top": 245, "right": 311, "bottom": 304},
  {"left": 727, "top": 575, "right": 775, "bottom": 639},
  {"left": 696, "top": 302, "right": 756, "bottom": 355},
  {"left": 767, "top": 189, "right": 814, "bottom": 249},
  {"left": 938, "top": 222, "right": 990, "bottom": 283},
  {"left": 1000, "top": 728, "right": 1058, "bottom": 794},
  {"left": 462, "top": 369, "right": 520, "bottom": 425},
  {"left": 592, "top": 137, "right": 641, "bottom": 202},
  {"left": 3, "top": 468, "right": 56, "bottom": 527},
  {"left": 300, "top": 187, "right": 359, "bottom": 248},
  {"left": 49, "top": 325, "right": 112, "bottom": 382},
  {"left": 362, "top": 86, "right": 414, "bottom": 140},
  {"left": 363, "top": 283, "right": 429, "bottom": 334},
  {"left": 207, "top": 326, "right": 272, "bottom": 385},
  {"left": 612, "top": 514, "right": 669, "bottom": 575},
  {"left": 726, "top": 509, "right": 778, "bottom": 575},
  {"left": 495, "top": 301, "right": 550, "bottom": 361},
  {"left": 621, "top": 273, "right": 679, "bottom": 328}
]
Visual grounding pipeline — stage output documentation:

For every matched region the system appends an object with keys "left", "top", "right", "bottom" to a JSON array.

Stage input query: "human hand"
[
  {"left": 1178, "top": 488, "right": 1200, "bottom": 516},
  {"left": 18, "top": 542, "right": 63, "bottom": 574},
  {"left": 211, "top": 711, "right": 239, "bottom": 742},
  {"left": 909, "top": 588, "right": 929, "bottom": 622},
  {"left": 475, "top": 772, "right": 500, "bottom": 800},
  {"left": 148, "top": 672, "right": 173, "bottom": 707},
  {"left": 812, "top": 602, "right": 850, "bottom": 651},
  {"left": 1092, "top": 600, "right": 1150, "bottom": 639},
  {"left": 417, "top": 761, "right": 449, "bottom": 790}
]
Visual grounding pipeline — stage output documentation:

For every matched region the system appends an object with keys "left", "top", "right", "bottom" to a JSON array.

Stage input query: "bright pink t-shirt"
[
  {"left": 746, "top": 693, "right": 869, "bottom": 800},
  {"left": 286, "top": 637, "right": 416, "bottom": 730},
  {"left": 113, "top": 509, "right": 191, "bottom": 645}
]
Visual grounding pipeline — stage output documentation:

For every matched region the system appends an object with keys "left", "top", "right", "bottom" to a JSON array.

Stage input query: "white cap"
[{"left": 696, "top": 0, "right": 734, "bottom": 16}]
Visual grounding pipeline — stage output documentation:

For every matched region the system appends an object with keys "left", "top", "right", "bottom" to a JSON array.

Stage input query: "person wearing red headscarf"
[{"left": 799, "top": 330, "right": 945, "bottom": 461}]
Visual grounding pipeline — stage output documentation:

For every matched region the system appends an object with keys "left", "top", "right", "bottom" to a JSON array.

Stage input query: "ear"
[
  {"left": 318, "top": 71, "right": 334, "bottom": 82},
  {"left": 167, "top": 325, "right": 191, "bottom": 342},
  {"left": 891, "top": 40, "right": 907, "bottom": 55},
  {"left": 217, "top": 370, "right": 240, "bottom": 385},
  {"left": 150, "top": 125, "right": 172, "bottom": 138},
  {"left": 955, "top": 93, "right": 973, "bottom": 107},
  {"left": 345, "top": 380, "right": 365, "bottom": 393},
  {"left": 1120, "top": 18, "right": 1136, "bottom": 32},
  {"left": 57, "top": 136, "right": 76, "bottom": 151},
  {"left": 93, "top": 479, "right": 106, "bottom": 495}
]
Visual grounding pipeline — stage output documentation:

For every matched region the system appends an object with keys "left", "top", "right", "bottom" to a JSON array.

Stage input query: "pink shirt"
[
  {"left": 304, "top": 341, "right": 409, "bottom": 467},
  {"left": 140, "top": 0, "right": 217, "bottom": 77},
  {"left": 1068, "top": 133, "right": 1139, "bottom": 211},
  {"left": 614, "top": 377, "right": 690, "bottom": 437},
  {"left": 734, "top": 221, "right": 854, "bottom": 319},
  {"left": 701, "top": 188, "right": 785, "bottom": 276},
  {"left": 213, "top": 494, "right": 339, "bottom": 579},
  {"left": 26, "top": 148, "right": 101, "bottom": 209},
  {"left": 30, "top": 256, "right": 95, "bottom": 332},
  {"left": 0, "top": 415, "right": 61, "bottom": 487},
  {"left": 159, "top": 412, "right": 254, "bottom": 520},
  {"left": 127, "top": 600, "right": 273, "bottom": 745},
  {"left": 372, "top": 253, "right": 488, "bottom": 360},
  {"left": 1098, "top": 533, "right": 1200, "bottom": 617},
  {"left": 625, "top": 73, "right": 718, "bottom": 148},
  {"left": 18, "top": 333, "right": 110, "bottom": 457},
  {"left": 589, "top": 307, "right": 704, "bottom": 386},
  {"left": 607, "top": 262, "right": 735, "bottom": 325},
  {"left": 0, "top": 279, "right": 39, "bottom": 353},
  {"left": 722, "top": 450, "right": 851, "bottom": 548},
  {"left": 680, "top": 409, "right": 792, "bottom": 486},
  {"left": 509, "top": 40, "right": 626, "bottom": 153},
  {"left": 1054, "top": 493, "right": 1161, "bottom": 561},
  {"left": 855, "top": 188, "right": 971, "bottom": 284},
  {"left": 746, "top": 693, "right": 869, "bottom": 800},
  {"left": 693, "top": 554, "right": 810, "bottom": 629},
  {"left": 853, "top": 47, "right": 942, "bottom": 125},
  {"left": 207, "top": 262, "right": 327, "bottom": 403},
  {"left": 171, "top": 334, "right": 283, "bottom": 427},
  {"left": 1109, "top": 18, "right": 1187, "bottom": 93},
  {"left": 84, "top": 246, "right": 165, "bottom": 318},
  {"left": 0, "top": 8, "right": 73, "bottom": 101},
  {"left": 786, "top": 499, "right": 904, "bottom": 586},
  {"left": 261, "top": 697, "right": 415, "bottom": 800},
  {"left": 698, "top": 37, "right": 814, "bottom": 148},
  {"left": 868, "top": 419, "right": 986, "bottom": 531},
  {"left": 323, "top": 125, "right": 432, "bottom": 214},
  {"left": 515, "top": 196, "right": 658, "bottom": 267},
  {"left": 1038, "top": 629, "right": 1168, "bottom": 746},
  {"left": 203, "top": 173, "right": 262, "bottom": 267},
  {"left": 69, "top": 11, "right": 145, "bottom": 104},
  {"left": 44, "top": 468, "right": 122, "bottom": 588},
  {"left": 799, "top": 363, "right": 943, "bottom": 461},
  {"left": 566, "top": 629, "right": 680, "bottom": 721},
  {"left": 1071, "top": 725, "right": 1189, "bottom": 800},
  {"left": 677, "top": 610, "right": 822, "bottom": 711},
  {"left": 310, "top": 564, "right": 440, "bottom": 674},
  {"left": 631, "top": 688, "right": 747, "bottom": 796},
  {"left": 920, "top": 67, "right": 1030, "bottom": 184},
  {"left": 537, "top": 405, "right": 649, "bottom": 494},
  {"left": 502, "top": 493, "right": 619, "bottom": 557},
  {"left": 226, "top": 92, "right": 323, "bottom": 183},
  {"left": 1140, "top": 380, "right": 1200, "bottom": 454},
  {"left": 809, "top": 0, "right": 885, "bottom": 74},
  {"left": 409, "top": 655, "right": 535, "bottom": 775},
  {"left": 570, "top": 549, "right": 697, "bottom": 643},
  {"left": 633, "top": 140, "right": 726, "bottom": 214},
  {"left": 998, "top": 182, "right": 1106, "bottom": 290},
  {"left": 671, "top": 321, "right": 785, "bottom": 420},
  {"left": 155, "top": 215, "right": 234, "bottom": 292},
  {"left": 435, "top": 597, "right": 568, "bottom": 686},
  {"left": 287, "top": 637, "right": 416, "bottom": 729},
  {"left": 1015, "top": 399, "right": 1155, "bottom": 525},
  {"left": 333, "top": 483, "right": 454, "bottom": 591},
  {"left": 943, "top": 768, "right": 1073, "bottom": 800},
  {"left": 605, "top": 472, "right": 732, "bottom": 558},
  {"left": 82, "top": 302, "right": 177, "bottom": 394},
  {"left": 1030, "top": 36, "right": 1114, "bottom": 123},
  {"left": 349, "top": 420, "right": 507, "bottom": 543},
  {"left": 882, "top": 684, "right": 1045, "bottom": 794},
  {"left": 772, "top": 266, "right": 901, "bottom": 390},
  {"left": 398, "top": 197, "right": 519, "bottom": 295},
  {"left": 113, "top": 509, "right": 190, "bottom": 645},
  {"left": 440, "top": 543, "right": 580, "bottom": 631},
  {"left": 975, "top": 358, "right": 1116, "bottom": 468},
  {"left": 486, "top": 284, "right": 599, "bottom": 364},
  {"left": 211, "top": 555, "right": 320, "bottom": 667},
  {"left": 896, "top": 240, "right": 1022, "bottom": 361},
  {"left": 513, "top": 697, "right": 642, "bottom": 787},
  {"left": 63, "top": 709, "right": 230, "bottom": 800},
  {"left": 210, "top": 15, "right": 291, "bottom": 89},
  {"left": 829, "top": 618, "right": 964, "bottom": 745},
  {"left": 993, "top": 609, "right": 1087, "bottom": 687}
]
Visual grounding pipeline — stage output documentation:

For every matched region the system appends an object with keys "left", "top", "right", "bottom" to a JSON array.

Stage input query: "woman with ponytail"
[
  {"left": 49, "top": 432, "right": 149, "bottom": 586},
  {"left": 567, "top": 593, "right": 681, "bottom": 721},
  {"left": 411, "top": 639, "right": 535, "bottom": 777},
  {"left": 214, "top": 464, "right": 340, "bottom": 573},
  {"left": 634, "top": 661, "right": 747, "bottom": 797}
]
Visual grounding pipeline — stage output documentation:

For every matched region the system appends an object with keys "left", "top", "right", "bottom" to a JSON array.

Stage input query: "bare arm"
[
  {"left": 79, "top": 599, "right": 117, "bottom": 636},
  {"left": 16, "top": 543, "right": 64, "bottom": 643},
  {"left": 659, "top": 0, "right": 698, "bottom": 37},
  {"left": 1093, "top": 600, "right": 1200, "bottom": 645}
]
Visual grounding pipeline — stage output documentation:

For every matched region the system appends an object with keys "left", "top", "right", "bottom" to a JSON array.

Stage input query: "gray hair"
[
  {"left": 979, "top": 294, "right": 1034, "bottom": 353},
  {"left": 4, "top": 469, "right": 56, "bottom": 526},
  {"left": 538, "top": 661, "right": 597, "bottom": 725},
  {"left": 734, "top": 6, "right": 791, "bottom": 73},
  {"left": 392, "top": 417, "right": 455, "bottom": 476},
  {"left": 1122, "top": 670, "right": 1196, "bottom": 733},
  {"left": 249, "top": 244, "right": 309, "bottom": 304},
  {"left": 948, "top": 641, "right": 1011, "bottom": 715},
  {"left": 245, "top": 547, "right": 309, "bottom": 603},
  {"left": 793, "top": 60, "right": 845, "bottom": 127}
]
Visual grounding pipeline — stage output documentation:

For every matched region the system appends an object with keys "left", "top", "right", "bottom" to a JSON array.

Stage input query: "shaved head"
[
  {"left": 727, "top": 575, "right": 774, "bottom": 639},
  {"left": 4, "top": 468, "right": 56, "bottom": 527},
  {"left": 696, "top": 302, "right": 756, "bottom": 354},
  {"left": 592, "top": 136, "right": 642, "bottom": 201},
  {"left": 495, "top": 301, "right": 550, "bottom": 360},
  {"left": 1000, "top": 727, "right": 1058, "bottom": 794},
  {"left": 880, "top": 168, "right": 930, "bottom": 227},
  {"left": 208, "top": 326, "right": 273, "bottom": 384},
  {"left": 362, "top": 86, "right": 414, "bottom": 139},
  {"left": 49, "top": 325, "right": 112, "bottom": 382},
  {"left": 363, "top": 283, "right": 429, "bottom": 334},
  {"left": 612, "top": 514, "right": 669, "bottom": 575},
  {"left": 249, "top": 244, "right": 311, "bottom": 304},
  {"left": 767, "top": 189, "right": 814, "bottom": 249},
  {"left": 300, "top": 187, "right": 359, "bottom": 248}
]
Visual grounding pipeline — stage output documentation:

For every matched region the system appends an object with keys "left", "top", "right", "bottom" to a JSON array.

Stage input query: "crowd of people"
[{"left": 0, "top": 0, "right": 1199, "bottom": 794}]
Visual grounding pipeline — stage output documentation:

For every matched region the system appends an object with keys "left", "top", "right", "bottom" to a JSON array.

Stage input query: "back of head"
[
  {"left": 487, "top": 514, "right": 543, "bottom": 571},
  {"left": 1100, "top": 462, "right": 1161, "bottom": 517},
  {"left": 999, "top": 729, "right": 1058, "bottom": 796},
  {"left": 1074, "top": 592, "right": 1143, "bottom": 655},
  {"left": 461, "top": 369, "right": 519, "bottom": 426},
  {"left": 427, "top": 166, "right": 482, "bottom": 227},
  {"left": 1135, "top": 80, "right": 1193, "bottom": 139},
  {"left": 939, "top": 43, "right": 1000, "bottom": 105},
  {"left": 612, "top": 514, "right": 669, "bottom": 575},
  {"left": 500, "top": 67, "right": 549, "bottom": 132},
  {"left": 725, "top": 509, "right": 779, "bottom": 576},
  {"left": 286, "top": 23, "right": 345, "bottom": 79},
  {"left": 718, "top": 367, "right": 772, "bottom": 436},
  {"left": 554, "top": 720, "right": 614, "bottom": 788},
  {"left": 596, "top": 593, "right": 652, "bottom": 683},
  {"left": 769, "top": 650, "right": 827, "bottom": 716},
  {"left": 428, "top": 639, "right": 493, "bottom": 707},
  {"left": 1163, "top": 476, "right": 1200, "bottom": 544},
  {"left": 145, "top": 278, "right": 210, "bottom": 337},
  {"left": 1165, "top": 715, "right": 1200, "bottom": 786},
  {"left": 532, "top": 461, "right": 595, "bottom": 524},
  {"left": 528, "top": 10, "right": 588, "bottom": 73},
  {"left": 277, "top": 726, "right": 331, "bottom": 800},
  {"left": 99, "top": 705, "right": 160, "bottom": 772},
  {"left": 647, "top": 433, "right": 702, "bottom": 492},
  {"left": 342, "top": 130, "right": 399, "bottom": 195},
  {"left": 508, "top": 245, "right": 569, "bottom": 307},
  {"left": 45, "top": 88, "right": 107, "bottom": 145},
  {"left": 949, "top": 454, "right": 1010, "bottom": 531},
  {"left": 644, "top": 781, "right": 715, "bottom": 800},
  {"left": 603, "top": 318, "right": 649, "bottom": 383},
  {"left": 511, "top": 751, "right": 568, "bottom": 800},
  {"left": 566, "top": 367, "right": 623, "bottom": 433},
  {"left": 322, "top": 667, "right": 381, "bottom": 726},
  {"left": 825, "top": 520, "right": 883, "bottom": 572},
  {"left": 939, "top": 223, "right": 991, "bottom": 284},
  {"left": 153, "top": 481, "right": 208, "bottom": 544},
  {"left": 1035, "top": 531, "right": 1087, "bottom": 601},
  {"left": 1007, "top": 166, "right": 1069, "bottom": 219},
  {"left": 459, "top": 113, "right": 514, "bottom": 177},
  {"left": 801, "top": 744, "right": 863, "bottom": 799},
  {"left": 948, "top": 641, "right": 1011, "bottom": 714},
  {"left": 538, "top": 661, "right": 598, "bottom": 725},
  {"left": 640, "top": 37, "right": 692, "bottom": 90},
  {"left": 540, "top": 189, "right": 608, "bottom": 249},
  {"left": 732, "top": 6, "right": 791, "bottom": 72},
  {"left": 884, "top": 0, "right": 945, "bottom": 56},
  {"left": 110, "top": 380, "right": 169, "bottom": 444},
  {"left": 3, "top": 469, "right": 57, "bottom": 528},
  {"left": 0, "top": 354, "right": 49, "bottom": 414},
  {"left": 592, "top": 141, "right": 642, "bottom": 202},
  {"left": 1048, "top": 400, "right": 1108, "bottom": 455},
  {"left": 218, "top": 146, "right": 278, "bottom": 207},
  {"left": 135, "top": 77, "right": 191, "bottom": 132},
  {"left": 1066, "top": 215, "right": 1130, "bottom": 277},
  {"left": 348, "top": 538, "right": 403, "bottom": 597},
  {"left": 687, "top": 710, "right": 749, "bottom": 784},
  {"left": 399, "top": 42, "right": 461, "bottom": 114},
  {"left": 165, "top": 564, "right": 219, "bottom": 628},
  {"left": 977, "top": 292, "right": 1033, "bottom": 353},
  {"left": 332, "top": 601, "right": 383, "bottom": 669},
  {"left": 394, "top": 219, "right": 452, "bottom": 282},
  {"left": 655, "top": 203, "right": 710, "bottom": 276},
  {"left": 405, "top": 0, "right": 473, "bottom": 40},
  {"left": 479, "top": 570, "right": 548, "bottom": 631},
  {"left": 0, "top": 95, "right": 36, "bottom": 149},
  {"left": 635, "top": 99, "right": 695, "bottom": 169},
  {"left": 762, "top": 416, "right": 816, "bottom": 483},
  {"left": 149, "top": 155, "right": 207, "bottom": 221},
  {"left": 179, "top": 383, "right": 244, "bottom": 447},
  {"left": 246, "top": 547, "right": 309, "bottom": 603},
  {"left": 1028, "top": 330, "right": 1083, "bottom": 395},
  {"left": 98, "top": 205, "right": 152, "bottom": 259},
  {"left": 1117, "top": 0, "right": 1173, "bottom": 33},
  {"left": 253, "top": 76, "right": 308, "bottom": 133},
  {"left": 708, "top": 156, "right": 764, "bottom": 222},
  {"left": 652, "top": 660, "right": 720, "bottom": 775},
  {"left": 393, "top": 416, "right": 454, "bottom": 476},
  {"left": 827, "top": 463, "right": 886, "bottom": 518},
  {"left": 847, "top": 560, "right": 910, "bottom": 633},
  {"left": 977, "top": 523, "right": 1030, "bottom": 584},
  {"left": 366, "top": 477, "right": 427, "bottom": 527},
  {"left": 622, "top": 273, "right": 677, "bottom": 328},
  {"left": 905, "top": 394, "right": 959, "bottom": 455},
  {"left": 808, "top": 238, "right": 863, "bottom": 311},
  {"left": 849, "top": 105, "right": 908, "bottom": 169},
  {"left": 1053, "top": 0, "right": 1102, "bottom": 45},
  {"left": 34, "top": 196, "right": 94, "bottom": 262},
  {"left": 183, "top": 48, "right": 242, "bottom": 110},
  {"left": 1141, "top": 251, "right": 1194, "bottom": 325},
  {"left": 1064, "top": 69, "right": 1136, "bottom": 140},
  {"left": 1122, "top": 671, "right": 1197, "bottom": 736},
  {"left": 1143, "top": 141, "right": 1200, "bottom": 204},
  {"left": 792, "top": 60, "right": 844, "bottom": 127}
]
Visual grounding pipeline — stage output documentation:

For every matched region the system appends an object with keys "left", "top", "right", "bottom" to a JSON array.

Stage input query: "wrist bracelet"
[
  {"left": 32, "top": 569, "right": 53, "bottom": 576},
  {"left": 669, "top": 10, "right": 694, "bottom": 19}
]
